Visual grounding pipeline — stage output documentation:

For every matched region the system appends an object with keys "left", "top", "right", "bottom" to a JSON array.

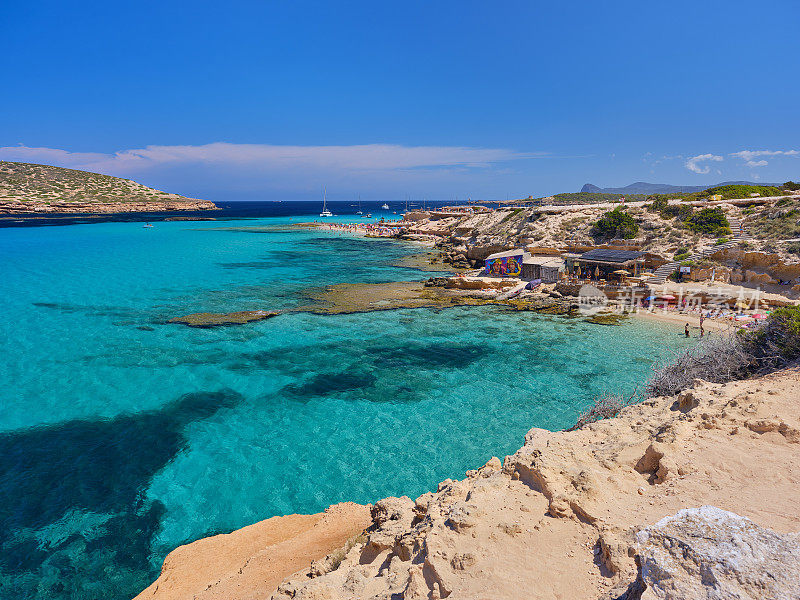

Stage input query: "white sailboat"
[
  {"left": 356, "top": 194, "right": 363, "bottom": 215},
  {"left": 381, "top": 202, "right": 390, "bottom": 210},
  {"left": 319, "top": 188, "right": 333, "bottom": 217}
]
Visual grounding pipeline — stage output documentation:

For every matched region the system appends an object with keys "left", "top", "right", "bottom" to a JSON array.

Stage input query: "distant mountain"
[{"left": 580, "top": 181, "right": 773, "bottom": 195}]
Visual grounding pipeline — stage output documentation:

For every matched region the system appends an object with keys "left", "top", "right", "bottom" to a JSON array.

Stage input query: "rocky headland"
[
  {"left": 0, "top": 161, "right": 218, "bottom": 215},
  {"left": 397, "top": 197, "right": 800, "bottom": 297},
  {"left": 139, "top": 364, "right": 800, "bottom": 600}
]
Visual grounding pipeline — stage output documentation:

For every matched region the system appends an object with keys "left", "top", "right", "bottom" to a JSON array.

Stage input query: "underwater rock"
[{"left": 168, "top": 310, "right": 278, "bottom": 328}]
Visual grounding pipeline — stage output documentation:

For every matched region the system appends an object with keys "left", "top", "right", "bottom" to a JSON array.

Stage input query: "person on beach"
[{"left": 685, "top": 323, "right": 690, "bottom": 337}]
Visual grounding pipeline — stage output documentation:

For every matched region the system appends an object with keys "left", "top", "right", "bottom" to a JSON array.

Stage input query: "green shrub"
[
  {"left": 715, "top": 237, "right": 730, "bottom": 245},
  {"left": 647, "top": 195, "right": 669, "bottom": 212},
  {"left": 591, "top": 207, "right": 639, "bottom": 239},
  {"left": 684, "top": 207, "right": 731, "bottom": 235},
  {"left": 782, "top": 181, "right": 800, "bottom": 191},
  {"left": 787, "top": 242, "right": 800, "bottom": 257},
  {"left": 741, "top": 305, "right": 800, "bottom": 367},
  {"left": 674, "top": 252, "right": 691, "bottom": 261},
  {"left": 661, "top": 204, "right": 693, "bottom": 221},
  {"left": 702, "top": 184, "right": 783, "bottom": 200}
]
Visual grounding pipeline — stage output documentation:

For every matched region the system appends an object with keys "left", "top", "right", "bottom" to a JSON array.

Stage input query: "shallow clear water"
[{"left": 0, "top": 202, "right": 691, "bottom": 599}]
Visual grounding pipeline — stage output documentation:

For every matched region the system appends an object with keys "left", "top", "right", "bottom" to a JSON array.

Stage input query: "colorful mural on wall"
[{"left": 485, "top": 254, "right": 523, "bottom": 277}]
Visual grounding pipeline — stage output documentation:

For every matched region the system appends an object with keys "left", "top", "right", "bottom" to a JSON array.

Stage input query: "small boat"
[
  {"left": 143, "top": 223, "right": 153, "bottom": 228},
  {"left": 356, "top": 194, "right": 363, "bottom": 215},
  {"left": 381, "top": 203, "right": 390, "bottom": 210},
  {"left": 320, "top": 188, "right": 333, "bottom": 217},
  {"left": 365, "top": 213, "right": 372, "bottom": 218}
]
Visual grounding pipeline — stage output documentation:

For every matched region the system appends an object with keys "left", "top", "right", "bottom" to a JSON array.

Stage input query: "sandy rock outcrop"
[
  {"left": 633, "top": 506, "right": 800, "bottom": 600},
  {"left": 683, "top": 265, "right": 731, "bottom": 283},
  {"left": 269, "top": 367, "right": 800, "bottom": 600},
  {"left": 711, "top": 248, "right": 800, "bottom": 284},
  {"left": 136, "top": 503, "right": 371, "bottom": 600}
]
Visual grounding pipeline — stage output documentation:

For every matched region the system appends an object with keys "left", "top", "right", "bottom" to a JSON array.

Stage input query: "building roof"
[
  {"left": 485, "top": 249, "right": 527, "bottom": 260},
  {"left": 522, "top": 256, "right": 565, "bottom": 268},
  {"left": 578, "top": 249, "right": 645, "bottom": 263}
]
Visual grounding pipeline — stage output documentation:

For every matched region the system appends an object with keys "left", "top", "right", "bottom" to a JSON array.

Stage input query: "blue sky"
[{"left": 1, "top": 1, "right": 799, "bottom": 200}]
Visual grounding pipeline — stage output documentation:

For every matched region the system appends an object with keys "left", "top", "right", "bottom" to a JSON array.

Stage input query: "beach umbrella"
[
  {"left": 594, "top": 266, "right": 600, "bottom": 278},
  {"left": 640, "top": 272, "right": 654, "bottom": 277},
  {"left": 612, "top": 269, "right": 630, "bottom": 275},
  {"left": 658, "top": 294, "right": 676, "bottom": 300},
  {"left": 576, "top": 266, "right": 582, "bottom": 278}
]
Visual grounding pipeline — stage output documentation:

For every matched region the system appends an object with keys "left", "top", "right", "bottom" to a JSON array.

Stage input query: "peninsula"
[{"left": 0, "top": 161, "right": 218, "bottom": 215}]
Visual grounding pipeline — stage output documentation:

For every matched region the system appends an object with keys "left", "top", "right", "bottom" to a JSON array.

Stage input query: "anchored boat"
[{"left": 320, "top": 188, "right": 333, "bottom": 217}]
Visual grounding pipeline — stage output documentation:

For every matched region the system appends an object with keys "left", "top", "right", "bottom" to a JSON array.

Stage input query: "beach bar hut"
[
  {"left": 522, "top": 256, "right": 565, "bottom": 282},
  {"left": 484, "top": 249, "right": 525, "bottom": 277},
  {"left": 573, "top": 249, "right": 645, "bottom": 280}
]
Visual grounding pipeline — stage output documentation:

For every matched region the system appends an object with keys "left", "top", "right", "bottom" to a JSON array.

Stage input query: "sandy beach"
[{"left": 634, "top": 308, "right": 736, "bottom": 333}]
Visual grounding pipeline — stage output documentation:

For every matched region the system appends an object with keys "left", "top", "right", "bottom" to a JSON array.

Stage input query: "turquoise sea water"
[{"left": 0, "top": 203, "right": 691, "bottom": 599}]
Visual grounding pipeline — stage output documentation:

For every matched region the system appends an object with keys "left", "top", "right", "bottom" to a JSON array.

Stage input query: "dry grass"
[
  {"left": 568, "top": 392, "right": 634, "bottom": 430},
  {"left": 327, "top": 532, "right": 367, "bottom": 571}
]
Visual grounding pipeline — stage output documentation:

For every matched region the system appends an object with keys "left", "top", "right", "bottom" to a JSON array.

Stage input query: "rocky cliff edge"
[{"left": 139, "top": 366, "right": 800, "bottom": 600}]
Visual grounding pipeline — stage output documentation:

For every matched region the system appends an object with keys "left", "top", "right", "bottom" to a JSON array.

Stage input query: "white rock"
[{"left": 634, "top": 506, "right": 800, "bottom": 600}]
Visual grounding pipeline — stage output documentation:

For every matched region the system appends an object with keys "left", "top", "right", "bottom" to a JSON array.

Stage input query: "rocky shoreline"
[
  {"left": 138, "top": 365, "right": 800, "bottom": 599},
  {"left": 0, "top": 198, "right": 218, "bottom": 215}
]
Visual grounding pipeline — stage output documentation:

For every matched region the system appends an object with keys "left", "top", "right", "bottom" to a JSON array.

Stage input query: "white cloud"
[
  {"left": 730, "top": 149, "right": 799, "bottom": 168},
  {"left": 685, "top": 153, "right": 723, "bottom": 174},
  {"left": 0, "top": 142, "right": 536, "bottom": 176}
]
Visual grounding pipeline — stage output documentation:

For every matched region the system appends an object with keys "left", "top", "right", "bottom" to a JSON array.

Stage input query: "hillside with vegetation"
[
  {"left": 0, "top": 161, "right": 217, "bottom": 214},
  {"left": 547, "top": 182, "right": 795, "bottom": 207},
  {"left": 538, "top": 191, "right": 649, "bottom": 204},
  {"left": 580, "top": 180, "right": 783, "bottom": 195}
]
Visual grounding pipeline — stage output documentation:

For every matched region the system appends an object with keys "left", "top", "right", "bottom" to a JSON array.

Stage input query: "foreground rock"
[
  {"left": 135, "top": 503, "right": 371, "bottom": 600},
  {"left": 633, "top": 506, "right": 800, "bottom": 600},
  {"left": 168, "top": 310, "right": 278, "bottom": 327}
]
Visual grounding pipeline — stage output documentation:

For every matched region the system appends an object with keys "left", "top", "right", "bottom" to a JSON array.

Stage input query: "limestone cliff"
[
  {"left": 272, "top": 368, "right": 799, "bottom": 599},
  {"left": 139, "top": 366, "right": 800, "bottom": 600}
]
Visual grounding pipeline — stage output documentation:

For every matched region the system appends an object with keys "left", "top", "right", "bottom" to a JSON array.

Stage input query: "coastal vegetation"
[
  {"left": 701, "top": 183, "right": 784, "bottom": 200},
  {"left": 683, "top": 207, "right": 731, "bottom": 236},
  {"left": 569, "top": 306, "right": 800, "bottom": 432},
  {"left": 646, "top": 305, "right": 800, "bottom": 397},
  {"left": 543, "top": 191, "right": 648, "bottom": 204},
  {"left": 591, "top": 207, "right": 639, "bottom": 239},
  {"left": 570, "top": 391, "right": 631, "bottom": 429},
  {"left": 746, "top": 197, "right": 800, "bottom": 239}
]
